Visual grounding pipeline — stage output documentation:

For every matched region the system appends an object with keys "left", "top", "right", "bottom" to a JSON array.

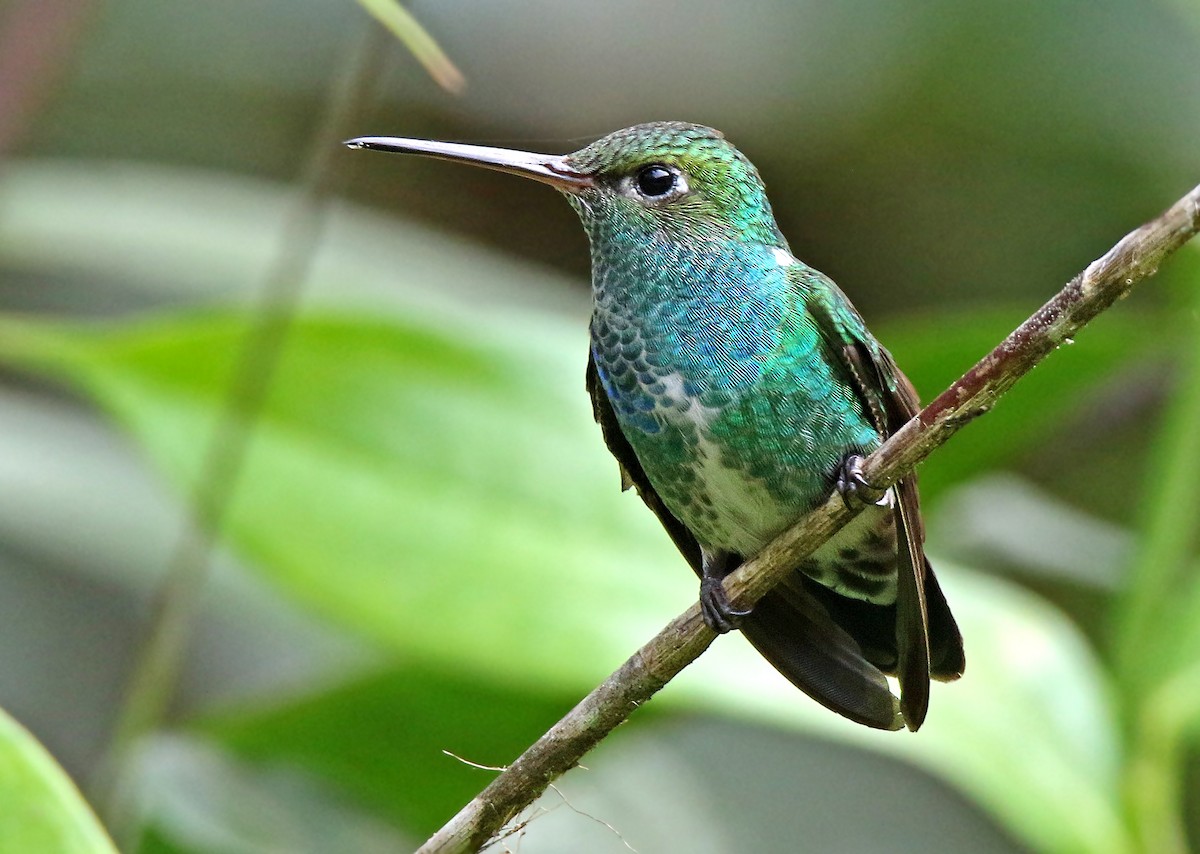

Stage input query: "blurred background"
[{"left": 0, "top": 0, "right": 1199, "bottom": 851}]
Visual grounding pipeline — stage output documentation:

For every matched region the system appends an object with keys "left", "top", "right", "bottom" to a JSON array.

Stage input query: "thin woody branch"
[{"left": 419, "top": 182, "right": 1200, "bottom": 854}]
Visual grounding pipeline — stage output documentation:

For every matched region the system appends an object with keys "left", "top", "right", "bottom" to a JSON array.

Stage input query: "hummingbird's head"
[
  {"left": 346, "top": 122, "right": 787, "bottom": 250},
  {"left": 561, "top": 122, "right": 786, "bottom": 250}
]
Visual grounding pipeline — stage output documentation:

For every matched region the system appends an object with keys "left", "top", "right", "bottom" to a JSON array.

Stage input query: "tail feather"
[
  {"left": 742, "top": 560, "right": 963, "bottom": 730},
  {"left": 740, "top": 586, "right": 903, "bottom": 731},
  {"left": 924, "top": 560, "right": 965, "bottom": 680}
]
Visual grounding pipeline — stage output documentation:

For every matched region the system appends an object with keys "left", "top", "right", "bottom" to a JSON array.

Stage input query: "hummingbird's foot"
[
  {"left": 700, "top": 576, "right": 750, "bottom": 633},
  {"left": 699, "top": 550, "right": 750, "bottom": 633},
  {"left": 836, "top": 454, "right": 887, "bottom": 510}
]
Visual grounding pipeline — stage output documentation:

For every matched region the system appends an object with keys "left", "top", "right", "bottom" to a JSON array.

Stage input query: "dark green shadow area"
[{"left": 195, "top": 665, "right": 609, "bottom": 836}]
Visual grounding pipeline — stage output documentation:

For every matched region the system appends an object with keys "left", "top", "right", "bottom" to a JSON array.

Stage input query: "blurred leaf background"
[{"left": 0, "top": 1, "right": 1198, "bottom": 851}]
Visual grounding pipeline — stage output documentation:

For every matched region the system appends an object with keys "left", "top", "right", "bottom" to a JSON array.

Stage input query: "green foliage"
[
  {"left": 204, "top": 666, "right": 582, "bottom": 836},
  {"left": 0, "top": 708, "right": 117, "bottom": 854}
]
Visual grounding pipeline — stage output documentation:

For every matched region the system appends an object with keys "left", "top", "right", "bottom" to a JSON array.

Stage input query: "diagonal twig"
[{"left": 419, "top": 182, "right": 1200, "bottom": 854}]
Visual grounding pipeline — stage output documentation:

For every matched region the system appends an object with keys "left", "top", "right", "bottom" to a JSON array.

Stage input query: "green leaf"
[
  {"left": 201, "top": 666, "right": 585, "bottom": 836},
  {"left": 0, "top": 706, "right": 117, "bottom": 854},
  {"left": 0, "top": 310, "right": 687, "bottom": 693}
]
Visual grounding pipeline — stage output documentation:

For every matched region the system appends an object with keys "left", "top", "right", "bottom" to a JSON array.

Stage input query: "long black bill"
[{"left": 344, "top": 136, "right": 593, "bottom": 192}]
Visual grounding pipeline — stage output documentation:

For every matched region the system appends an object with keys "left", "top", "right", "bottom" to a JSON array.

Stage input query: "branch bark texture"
[{"left": 419, "top": 182, "right": 1200, "bottom": 854}]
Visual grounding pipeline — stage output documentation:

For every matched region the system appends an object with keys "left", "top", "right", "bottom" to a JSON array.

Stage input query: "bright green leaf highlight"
[{"left": 0, "top": 707, "right": 117, "bottom": 854}]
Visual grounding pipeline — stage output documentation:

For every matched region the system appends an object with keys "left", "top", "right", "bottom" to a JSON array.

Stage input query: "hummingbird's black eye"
[{"left": 635, "top": 164, "right": 677, "bottom": 198}]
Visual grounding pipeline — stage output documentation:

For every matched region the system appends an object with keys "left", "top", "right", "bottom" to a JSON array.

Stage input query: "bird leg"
[
  {"left": 699, "top": 549, "right": 750, "bottom": 633},
  {"left": 836, "top": 453, "right": 887, "bottom": 510}
]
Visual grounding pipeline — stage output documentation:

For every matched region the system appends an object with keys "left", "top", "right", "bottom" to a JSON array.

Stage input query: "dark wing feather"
[
  {"left": 841, "top": 341, "right": 964, "bottom": 686},
  {"left": 586, "top": 353, "right": 902, "bottom": 730},
  {"left": 893, "top": 476, "right": 931, "bottom": 729},
  {"left": 740, "top": 583, "right": 902, "bottom": 730},
  {"left": 813, "top": 288, "right": 963, "bottom": 729}
]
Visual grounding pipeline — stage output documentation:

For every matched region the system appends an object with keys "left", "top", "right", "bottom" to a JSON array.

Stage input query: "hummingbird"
[{"left": 346, "top": 122, "right": 964, "bottom": 731}]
